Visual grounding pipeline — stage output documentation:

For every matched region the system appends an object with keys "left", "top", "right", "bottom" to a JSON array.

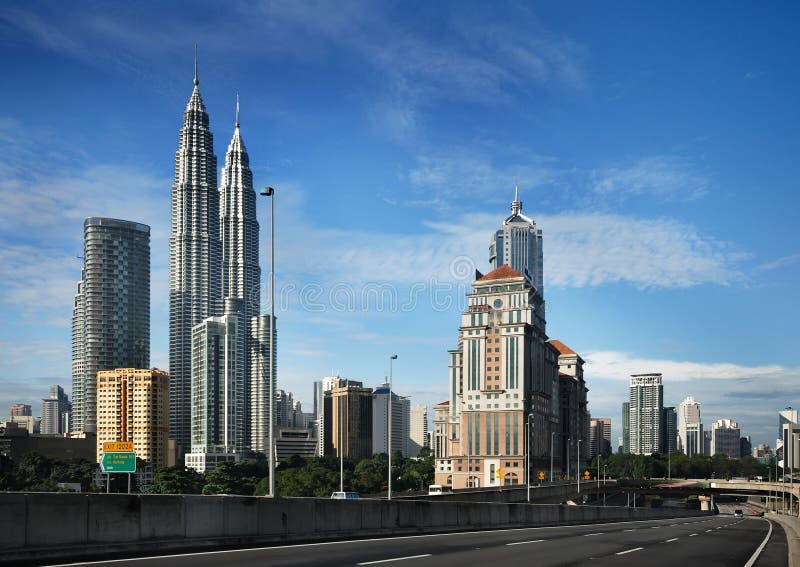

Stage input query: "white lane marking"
[
  {"left": 706, "top": 529, "right": 713, "bottom": 532},
  {"left": 584, "top": 533, "right": 604, "bottom": 537},
  {"left": 507, "top": 539, "right": 545, "bottom": 546},
  {"left": 357, "top": 555, "right": 432, "bottom": 565},
  {"left": 744, "top": 519, "right": 773, "bottom": 567},
  {"left": 623, "top": 529, "right": 636, "bottom": 532},
  {"left": 46, "top": 516, "right": 710, "bottom": 566},
  {"left": 651, "top": 526, "right": 660, "bottom": 529},
  {"left": 665, "top": 538, "right": 679, "bottom": 543},
  {"left": 616, "top": 547, "right": 644, "bottom": 555},
  {"left": 689, "top": 533, "right": 698, "bottom": 537}
]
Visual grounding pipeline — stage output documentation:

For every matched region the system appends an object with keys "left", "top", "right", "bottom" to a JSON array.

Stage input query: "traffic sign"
[
  {"left": 584, "top": 470, "right": 591, "bottom": 479},
  {"left": 496, "top": 467, "right": 504, "bottom": 479},
  {"left": 538, "top": 471, "right": 545, "bottom": 481},
  {"left": 101, "top": 452, "right": 136, "bottom": 473},
  {"left": 104, "top": 441, "right": 134, "bottom": 452}
]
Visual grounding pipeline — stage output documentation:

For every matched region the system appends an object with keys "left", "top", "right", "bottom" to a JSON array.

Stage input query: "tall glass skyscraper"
[
  {"left": 71, "top": 217, "right": 150, "bottom": 433},
  {"left": 169, "top": 63, "right": 221, "bottom": 449},
  {"left": 219, "top": 100, "right": 261, "bottom": 448}
]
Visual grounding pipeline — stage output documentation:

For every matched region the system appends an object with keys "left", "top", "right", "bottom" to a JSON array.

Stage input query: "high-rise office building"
[
  {"left": 661, "top": 406, "right": 678, "bottom": 454},
  {"left": 678, "top": 395, "right": 703, "bottom": 456},
  {"left": 219, "top": 100, "right": 261, "bottom": 448},
  {"left": 313, "top": 376, "right": 339, "bottom": 456},
  {"left": 249, "top": 314, "right": 277, "bottom": 454},
  {"left": 372, "top": 383, "right": 410, "bottom": 458},
  {"left": 409, "top": 405, "right": 429, "bottom": 457},
  {"left": 628, "top": 373, "right": 663, "bottom": 455},
  {"left": 711, "top": 418, "right": 741, "bottom": 458},
  {"left": 41, "top": 385, "right": 70, "bottom": 435},
  {"left": 10, "top": 404, "right": 31, "bottom": 417},
  {"left": 589, "top": 418, "right": 612, "bottom": 458},
  {"left": 435, "top": 192, "right": 560, "bottom": 489},
  {"left": 323, "top": 378, "right": 373, "bottom": 460},
  {"left": 621, "top": 402, "right": 630, "bottom": 454},
  {"left": 96, "top": 368, "right": 169, "bottom": 469},
  {"left": 188, "top": 299, "right": 244, "bottom": 457},
  {"left": 71, "top": 218, "right": 150, "bottom": 434},
  {"left": 740, "top": 435, "right": 752, "bottom": 459},
  {"left": 169, "top": 63, "right": 221, "bottom": 451}
]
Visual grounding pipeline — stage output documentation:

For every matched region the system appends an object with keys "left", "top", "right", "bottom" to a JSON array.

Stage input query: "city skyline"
[{"left": 1, "top": 2, "right": 798, "bottom": 449}]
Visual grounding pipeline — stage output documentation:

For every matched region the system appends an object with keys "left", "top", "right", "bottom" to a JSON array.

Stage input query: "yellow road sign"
[
  {"left": 538, "top": 471, "right": 545, "bottom": 480},
  {"left": 496, "top": 467, "right": 504, "bottom": 478},
  {"left": 103, "top": 441, "right": 134, "bottom": 452}
]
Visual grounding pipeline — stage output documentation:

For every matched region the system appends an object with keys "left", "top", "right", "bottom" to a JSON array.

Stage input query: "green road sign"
[{"left": 101, "top": 452, "right": 136, "bottom": 473}]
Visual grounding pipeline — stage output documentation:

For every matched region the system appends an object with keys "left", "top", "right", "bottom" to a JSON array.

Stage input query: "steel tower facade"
[
  {"left": 219, "top": 101, "right": 261, "bottom": 448},
  {"left": 169, "top": 66, "right": 221, "bottom": 449}
]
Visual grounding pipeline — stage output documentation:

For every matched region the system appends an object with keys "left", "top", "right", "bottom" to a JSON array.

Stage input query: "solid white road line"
[
  {"left": 616, "top": 547, "right": 644, "bottom": 555},
  {"left": 743, "top": 519, "right": 773, "bottom": 567},
  {"left": 665, "top": 538, "right": 679, "bottom": 543},
  {"left": 506, "top": 540, "right": 545, "bottom": 546},
  {"left": 584, "top": 533, "right": 604, "bottom": 537},
  {"left": 357, "top": 555, "right": 432, "bottom": 565}
]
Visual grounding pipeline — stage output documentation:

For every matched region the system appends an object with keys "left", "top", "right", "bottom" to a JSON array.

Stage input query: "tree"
[
  {"left": 353, "top": 454, "right": 388, "bottom": 495},
  {"left": 145, "top": 465, "right": 205, "bottom": 494},
  {"left": 202, "top": 460, "right": 265, "bottom": 495}
]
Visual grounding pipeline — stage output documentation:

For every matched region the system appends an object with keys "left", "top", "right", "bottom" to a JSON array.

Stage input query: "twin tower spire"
[{"left": 169, "top": 50, "right": 269, "bottom": 454}]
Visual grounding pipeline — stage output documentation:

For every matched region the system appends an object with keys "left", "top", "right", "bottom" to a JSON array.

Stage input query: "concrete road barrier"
[{"left": 0, "top": 492, "right": 711, "bottom": 564}]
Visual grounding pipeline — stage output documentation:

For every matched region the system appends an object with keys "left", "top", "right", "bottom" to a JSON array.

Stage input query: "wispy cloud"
[
  {"left": 591, "top": 156, "right": 710, "bottom": 202},
  {"left": 408, "top": 151, "right": 560, "bottom": 204},
  {"left": 757, "top": 254, "right": 800, "bottom": 272}
]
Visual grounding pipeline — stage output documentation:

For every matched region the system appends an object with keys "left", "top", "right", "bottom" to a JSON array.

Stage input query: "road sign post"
[{"left": 100, "top": 452, "right": 136, "bottom": 474}]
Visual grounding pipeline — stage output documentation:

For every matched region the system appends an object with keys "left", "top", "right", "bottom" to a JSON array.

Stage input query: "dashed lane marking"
[
  {"left": 616, "top": 547, "right": 644, "bottom": 555},
  {"left": 357, "top": 555, "right": 432, "bottom": 565}
]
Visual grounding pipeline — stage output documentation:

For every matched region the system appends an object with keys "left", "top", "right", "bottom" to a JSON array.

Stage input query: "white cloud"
[
  {"left": 583, "top": 350, "right": 799, "bottom": 446},
  {"left": 591, "top": 156, "right": 709, "bottom": 201}
]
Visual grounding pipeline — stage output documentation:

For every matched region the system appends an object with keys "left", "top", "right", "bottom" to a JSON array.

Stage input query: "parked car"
[
  {"left": 733, "top": 509, "right": 743, "bottom": 518},
  {"left": 331, "top": 491, "right": 360, "bottom": 499}
]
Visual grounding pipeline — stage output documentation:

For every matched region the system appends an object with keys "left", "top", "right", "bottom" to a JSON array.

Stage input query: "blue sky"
[{"left": 0, "top": 1, "right": 798, "bottom": 449}]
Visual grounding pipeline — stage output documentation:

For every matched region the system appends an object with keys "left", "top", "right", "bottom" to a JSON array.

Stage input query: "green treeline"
[{"left": 0, "top": 449, "right": 435, "bottom": 496}]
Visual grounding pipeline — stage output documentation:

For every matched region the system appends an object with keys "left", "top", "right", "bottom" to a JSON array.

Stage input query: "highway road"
[{"left": 50, "top": 514, "right": 787, "bottom": 567}]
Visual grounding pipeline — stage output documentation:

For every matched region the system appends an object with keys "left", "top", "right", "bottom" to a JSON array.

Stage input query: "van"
[
  {"left": 331, "top": 491, "right": 360, "bottom": 499},
  {"left": 428, "top": 484, "right": 451, "bottom": 496}
]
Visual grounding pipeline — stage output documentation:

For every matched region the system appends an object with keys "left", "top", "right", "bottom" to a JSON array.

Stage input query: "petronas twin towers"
[{"left": 169, "top": 61, "right": 275, "bottom": 456}]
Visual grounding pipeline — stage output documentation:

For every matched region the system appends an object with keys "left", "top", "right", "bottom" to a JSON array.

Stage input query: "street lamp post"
[
  {"left": 388, "top": 354, "right": 398, "bottom": 500},
  {"left": 526, "top": 413, "right": 534, "bottom": 502},
  {"left": 339, "top": 394, "right": 344, "bottom": 492},
  {"left": 567, "top": 438, "right": 571, "bottom": 481},
  {"left": 603, "top": 464, "right": 607, "bottom": 506},
  {"left": 550, "top": 431, "right": 556, "bottom": 483},
  {"left": 260, "top": 186, "right": 275, "bottom": 498},
  {"left": 577, "top": 439, "right": 582, "bottom": 497}
]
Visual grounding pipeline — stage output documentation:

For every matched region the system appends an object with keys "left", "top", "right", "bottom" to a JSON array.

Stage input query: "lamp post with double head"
[{"left": 260, "top": 186, "right": 275, "bottom": 497}]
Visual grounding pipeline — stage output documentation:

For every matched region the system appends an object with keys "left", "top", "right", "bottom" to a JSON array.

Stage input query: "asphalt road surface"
[{"left": 50, "top": 514, "right": 787, "bottom": 567}]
